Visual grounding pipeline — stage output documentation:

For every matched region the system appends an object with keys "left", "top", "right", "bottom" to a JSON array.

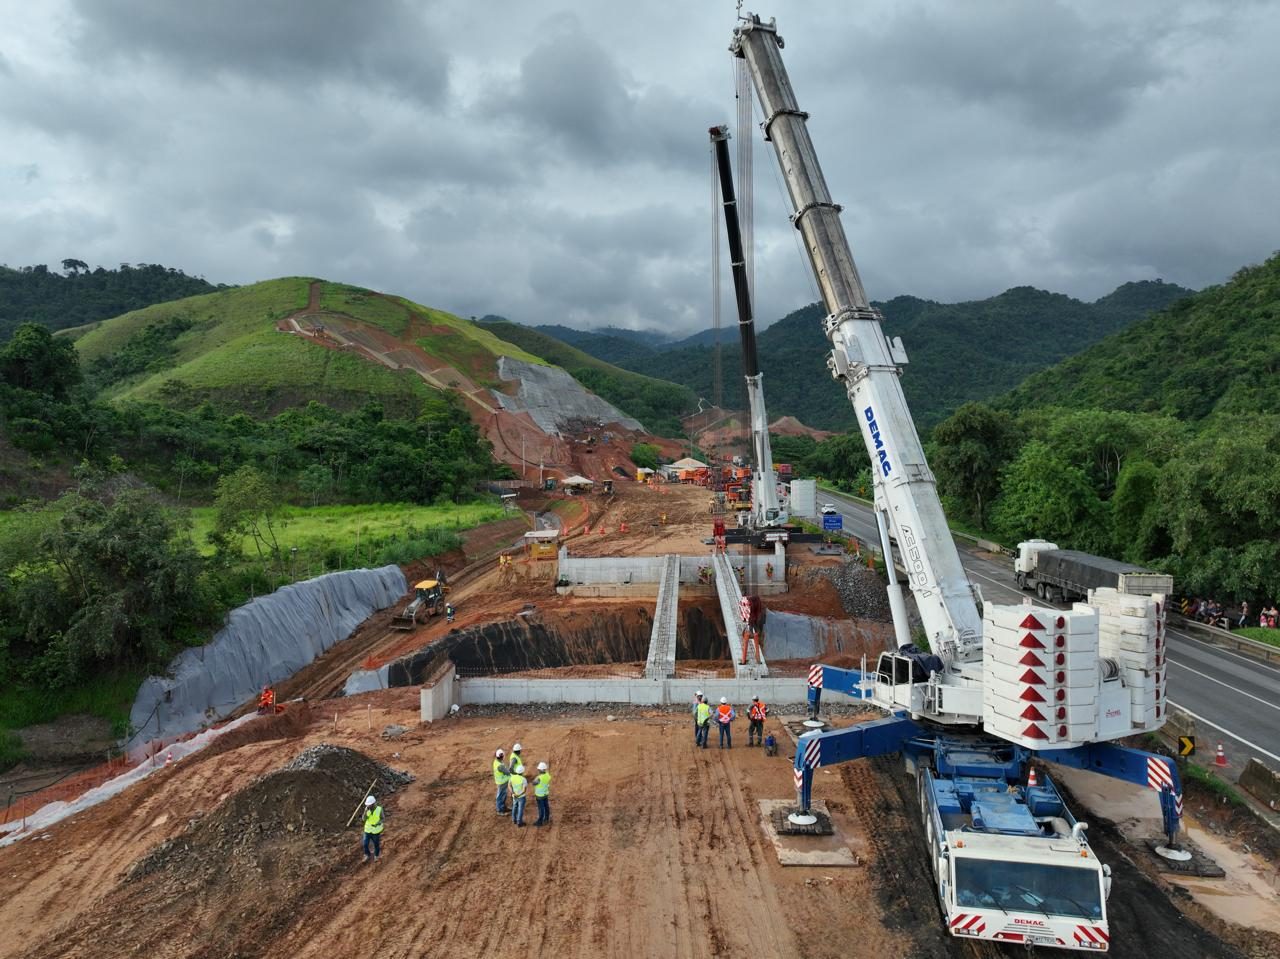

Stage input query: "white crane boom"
[{"left": 731, "top": 15, "right": 982, "bottom": 665}]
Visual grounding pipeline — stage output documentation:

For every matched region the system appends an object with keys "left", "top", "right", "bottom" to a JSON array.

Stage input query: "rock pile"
[
  {"left": 127, "top": 745, "right": 411, "bottom": 885},
  {"left": 822, "top": 562, "right": 893, "bottom": 622}
]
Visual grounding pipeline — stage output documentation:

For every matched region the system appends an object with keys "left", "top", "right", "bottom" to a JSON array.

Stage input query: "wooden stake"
[
  {"left": 367, "top": 704, "right": 372, "bottom": 731},
  {"left": 346, "top": 779, "right": 379, "bottom": 828}
]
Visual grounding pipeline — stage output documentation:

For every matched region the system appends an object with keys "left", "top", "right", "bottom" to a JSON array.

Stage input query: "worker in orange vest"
[
  {"left": 257, "top": 686, "right": 275, "bottom": 714},
  {"left": 715, "top": 697, "right": 736, "bottom": 749},
  {"left": 747, "top": 696, "right": 768, "bottom": 746}
]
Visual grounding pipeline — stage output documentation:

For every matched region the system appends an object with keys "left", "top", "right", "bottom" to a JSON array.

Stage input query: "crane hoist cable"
[{"left": 710, "top": 133, "right": 723, "bottom": 411}]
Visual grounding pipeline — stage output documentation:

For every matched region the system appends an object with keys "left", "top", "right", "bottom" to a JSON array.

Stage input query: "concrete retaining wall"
[
  {"left": 420, "top": 662, "right": 457, "bottom": 722},
  {"left": 458, "top": 676, "right": 809, "bottom": 706},
  {"left": 557, "top": 550, "right": 786, "bottom": 589}
]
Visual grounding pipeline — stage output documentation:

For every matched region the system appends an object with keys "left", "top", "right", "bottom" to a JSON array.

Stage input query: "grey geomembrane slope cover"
[
  {"left": 130, "top": 566, "right": 407, "bottom": 740},
  {"left": 492, "top": 356, "right": 643, "bottom": 434}
]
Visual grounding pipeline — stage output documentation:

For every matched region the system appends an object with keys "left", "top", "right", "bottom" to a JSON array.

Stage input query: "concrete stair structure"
[
  {"left": 644, "top": 555, "right": 680, "bottom": 679},
  {"left": 712, "top": 552, "right": 769, "bottom": 679}
]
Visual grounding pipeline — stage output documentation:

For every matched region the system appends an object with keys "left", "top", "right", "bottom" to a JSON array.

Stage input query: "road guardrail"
[{"left": 1174, "top": 616, "right": 1280, "bottom": 664}]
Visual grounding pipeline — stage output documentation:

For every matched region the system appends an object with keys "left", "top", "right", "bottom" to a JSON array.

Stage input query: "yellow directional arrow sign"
[{"left": 1179, "top": 736, "right": 1195, "bottom": 757}]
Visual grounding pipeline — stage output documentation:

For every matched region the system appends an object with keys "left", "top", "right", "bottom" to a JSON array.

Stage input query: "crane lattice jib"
[{"left": 731, "top": 16, "right": 982, "bottom": 662}]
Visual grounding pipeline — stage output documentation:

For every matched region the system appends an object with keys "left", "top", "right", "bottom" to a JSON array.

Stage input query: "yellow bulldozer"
[{"left": 391, "top": 571, "right": 449, "bottom": 630}]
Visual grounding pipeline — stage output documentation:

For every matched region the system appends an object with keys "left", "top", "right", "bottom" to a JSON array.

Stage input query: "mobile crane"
[
  {"left": 731, "top": 13, "right": 1184, "bottom": 951},
  {"left": 710, "top": 124, "right": 788, "bottom": 535}
]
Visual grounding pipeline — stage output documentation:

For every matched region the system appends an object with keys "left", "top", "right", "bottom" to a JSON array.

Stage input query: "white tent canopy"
[
  {"left": 561, "top": 475, "right": 595, "bottom": 487},
  {"left": 668, "top": 457, "right": 707, "bottom": 470}
]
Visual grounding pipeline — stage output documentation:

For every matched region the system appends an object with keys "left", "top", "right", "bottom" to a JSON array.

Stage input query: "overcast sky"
[{"left": 2, "top": 1, "right": 1277, "bottom": 334}]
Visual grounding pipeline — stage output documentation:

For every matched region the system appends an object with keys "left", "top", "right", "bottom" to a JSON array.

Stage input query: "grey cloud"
[
  {"left": 857, "top": 1, "right": 1165, "bottom": 132},
  {"left": 72, "top": 0, "right": 447, "bottom": 103}
]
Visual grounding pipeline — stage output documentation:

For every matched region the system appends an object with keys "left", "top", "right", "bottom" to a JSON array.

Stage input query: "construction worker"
[
  {"left": 716, "top": 696, "right": 736, "bottom": 749},
  {"left": 747, "top": 696, "right": 768, "bottom": 746},
  {"left": 764, "top": 733, "right": 777, "bottom": 757},
  {"left": 695, "top": 697, "right": 713, "bottom": 749},
  {"left": 510, "top": 742, "right": 526, "bottom": 776},
  {"left": 362, "top": 794, "right": 384, "bottom": 864},
  {"left": 257, "top": 686, "right": 275, "bottom": 714},
  {"left": 446, "top": 602, "right": 455, "bottom": 624},
  {"left": 533, "top": 761, "right": 552, "bottom": 827},
  {"left": 510, "top": 764, "right": 528, "bottom": 827},
  {"left": 691, "top": 690, "right": 705, "bottom": 743},
  {"left": 493, "top": 749, "right": 511, "bottom": 814}
]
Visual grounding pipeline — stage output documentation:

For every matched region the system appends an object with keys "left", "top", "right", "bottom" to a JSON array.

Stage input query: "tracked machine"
[{"left": 730, "top": 13, "right": 1184, "bottom": 951}]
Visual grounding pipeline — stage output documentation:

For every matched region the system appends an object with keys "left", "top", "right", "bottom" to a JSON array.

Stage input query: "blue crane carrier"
[{"left": 729, "top": 13, "right": 1186, "bottom": 952}]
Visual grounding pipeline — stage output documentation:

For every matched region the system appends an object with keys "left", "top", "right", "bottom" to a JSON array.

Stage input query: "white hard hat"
[
  {"left": 365, "top": 795, "right": 376, "bottom": 806},
  {"left": 513, "top": 743, "right": 522, "bottom": 751},
  {"left": 720, "top": 697, "right": 727, "bottom": 704},
  {"left": 695, "top": 690, "right": 703, "bottom": 697},
  {"left": 752, "top": 696, "right": 759, "bottom": 702},
  {"left": 537, "top": 762, "right": 548, "bottom": 771},
  {"left": 496, "top": 749, "right": 504, "bottom": 757}
]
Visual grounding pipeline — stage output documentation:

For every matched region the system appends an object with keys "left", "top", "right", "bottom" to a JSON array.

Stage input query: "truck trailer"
[{"left": 1015, "top": 540, "right": 1174, "bottom": 603}]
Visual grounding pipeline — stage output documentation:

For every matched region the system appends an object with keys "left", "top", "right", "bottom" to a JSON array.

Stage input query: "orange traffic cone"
[
  {"left": 1214, "top": 742, "right": 1228, "bottom": 767},
  {"left": 1027, "top": 766, "right": 1038, "bottom": 788}
]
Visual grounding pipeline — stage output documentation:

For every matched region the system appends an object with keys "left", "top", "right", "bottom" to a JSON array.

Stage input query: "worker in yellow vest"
[
  {"left": 493, "top": 749, "right": 511, "bottom": 815},
  {"left": 509, "top": 742, "right": 526, "bottom": 776},
  {"left": 691, "top": 690, "right": 705, "bottom": 743},
  {"left": 361, "top": 794, "right": 384, "bottom": 864},
  {"left": 509, "top": 765, "right": 529, "bottom": 827},
  {"left": 533, "top": 761, "right": 552, "bottom": 827},
  {"left": 747, "top": 696, "right": 768, "bottom": 746},
  {"left": 695, "top": 698, "right": 713, "bottom": 749}
]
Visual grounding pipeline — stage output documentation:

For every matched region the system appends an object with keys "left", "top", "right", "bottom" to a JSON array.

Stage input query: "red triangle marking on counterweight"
[
  {"left": 1019, "top": 688, "right": 1046, "bottom": 702},
  {"left": 1018, "top": 670, "right": 1045, "bottom": 685},
  {"left": 1022, "top": 724, "right": 1049, "bottom": 740},
  {"left": 1019, "top": 614, "right": 1045, "bottom": 630},
  {"left": 1019, "top": 633, "right": 1046, "bottom": 649},
  {"left": 1020, "top": 705, "right": 1047, "bottom": 721},
  {"left": 1018, "top": 652, "right": 1045, "bottom": 667}
]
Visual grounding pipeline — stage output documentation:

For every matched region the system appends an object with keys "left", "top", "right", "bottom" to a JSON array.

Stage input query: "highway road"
[{"left": 814, "top": 488, "right": 1280, "bottom": 776}]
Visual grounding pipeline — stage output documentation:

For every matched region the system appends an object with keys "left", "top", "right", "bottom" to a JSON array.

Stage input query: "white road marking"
[
  {"left": 1165, "top": 660, "right": 1280, "bottom": 712},
  {"left": 1165, "top": 627, "right": 1280, "bottom": 677},
  {"left": 1164, "top": 701, "right": 1280, "bottom": 766}
]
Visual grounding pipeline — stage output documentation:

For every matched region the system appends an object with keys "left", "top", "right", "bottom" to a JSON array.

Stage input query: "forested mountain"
[
  {"left": 553, "top": 279, "right": 1193, "bottom": 432},
  {"left": 0, "top": 261, "right": 225, "bottom": 341},
  {"left": 1001, "top": 258, "right": 1279, "bottom": 420},
  {"left": 928, "top": 254, "right": 1280, "bottom": 604}
]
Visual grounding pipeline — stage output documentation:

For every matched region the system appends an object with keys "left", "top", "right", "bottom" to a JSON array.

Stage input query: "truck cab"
[
  {"left": 919, "top": 745, "right": 1112, "bottom": 951},
  {"left": 1015, "top": 539, "right": 1060, "bottom": 585}
]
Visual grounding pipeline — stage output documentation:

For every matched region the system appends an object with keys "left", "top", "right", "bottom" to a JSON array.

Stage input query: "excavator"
[
  {"left": 731, "top": 13, "right": 1184, "bottom": 951},
  {"left": 390, "top": 571, "right": 449, "bottom": 630}
]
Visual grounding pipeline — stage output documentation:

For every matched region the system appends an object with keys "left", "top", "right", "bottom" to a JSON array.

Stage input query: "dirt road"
[{"left": 9, "top": 694, "right": 908, "bottom": 959}]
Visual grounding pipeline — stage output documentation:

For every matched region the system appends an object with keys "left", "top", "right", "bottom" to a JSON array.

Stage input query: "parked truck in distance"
[{"left": 1015, "top": 540, "right": 1173, "bottom": 603}]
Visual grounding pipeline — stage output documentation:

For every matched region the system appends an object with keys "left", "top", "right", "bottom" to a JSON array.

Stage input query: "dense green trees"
[
  {"left": 0, "top": 473, "right": 211, "bottom": 686},
  {"left": 0, "top": 262, "right": 223, "bottom": 341}
]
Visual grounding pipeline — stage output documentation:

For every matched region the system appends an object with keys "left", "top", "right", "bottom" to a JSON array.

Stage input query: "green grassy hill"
[
  {"left": 477, "top": 319, "right": 697, "bottom": 435},
  {"left": 68, "top": 278, "right": 545, "bottom": 417}
]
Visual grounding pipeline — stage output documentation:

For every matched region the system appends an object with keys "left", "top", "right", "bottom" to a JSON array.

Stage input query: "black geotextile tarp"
[{"left": 130, "top": 566, "right": 407, "bottom": 739}]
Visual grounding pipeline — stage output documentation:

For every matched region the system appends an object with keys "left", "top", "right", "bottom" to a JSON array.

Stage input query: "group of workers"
[
  {"left": 492, "top": 743, "right": 553, "bottom": 827},
  {"left": 691, "top": 691, "right": 774, "bottom": 753}
]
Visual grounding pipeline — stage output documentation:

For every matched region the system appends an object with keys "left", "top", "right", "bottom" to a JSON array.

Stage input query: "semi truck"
[
  {"left": 1016, "top": 539, "right": 1174, "bottom": 603},
  {"left": 730, "top": 12, "right": 1183, "bottom": 951}
]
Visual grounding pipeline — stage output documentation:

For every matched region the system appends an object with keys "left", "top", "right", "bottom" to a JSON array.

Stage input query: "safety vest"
[
  {"left": 534, "top": 772, "right": 551, "bottom": 798},
  {"left": 510, "top": 773, "right": 528, "bottom": 798},
  {"left": 364, "top": 805, "right": 384, "bottom": 835},
  {"left": 259, "top": 689, "right": 274, "bottom": 708},
  {"left": 696, "top": 702, "right": 712, "bottom": 726},
  {"left": 510, "top": 754, "right": 525, "bottom": 775},
  {"left": 493, "top": 759, "right": 510, "bottom": 785},
  {"left": 716, "top": 704, "right": 734, "bottom": 724},
  {"left": 749, "top": 702, "right": 767, "bottom": 721}
]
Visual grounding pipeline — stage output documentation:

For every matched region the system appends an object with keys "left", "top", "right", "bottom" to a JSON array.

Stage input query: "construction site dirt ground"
[{"left": 5, "top": 691, "right": 1274, "bottom": 959}]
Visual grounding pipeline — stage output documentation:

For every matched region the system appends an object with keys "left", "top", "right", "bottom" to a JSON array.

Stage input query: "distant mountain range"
[{"left": 526, "top": 279, "right": 1195, "bottom": 432}]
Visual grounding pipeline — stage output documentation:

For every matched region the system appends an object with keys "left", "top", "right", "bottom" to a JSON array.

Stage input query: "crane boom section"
[
  {"left": 731, "top": 16, "right": 981, "bottom": 660},
  {"left": 710, "top": 125, "right": 784, "bottom": 527}
]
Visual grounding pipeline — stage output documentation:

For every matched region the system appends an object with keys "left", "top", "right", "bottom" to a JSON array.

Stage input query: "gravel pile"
[
  {"left": 284, "top": 743, "right": 413, "bottom": 792},
  {"left": 127, "top": 746, "right": 411, "bottom": 885},
  {"left": 821, "top": 561, "right": 894, "bottom": 622}
]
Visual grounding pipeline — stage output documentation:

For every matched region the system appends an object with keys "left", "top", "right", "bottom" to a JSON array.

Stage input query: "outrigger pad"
[
  {"left": 772, "top": 806, "right": 835, "bottom": 836},
  {"left": 1143, "top": 838, "right": 1225, "bottom": 877}
]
